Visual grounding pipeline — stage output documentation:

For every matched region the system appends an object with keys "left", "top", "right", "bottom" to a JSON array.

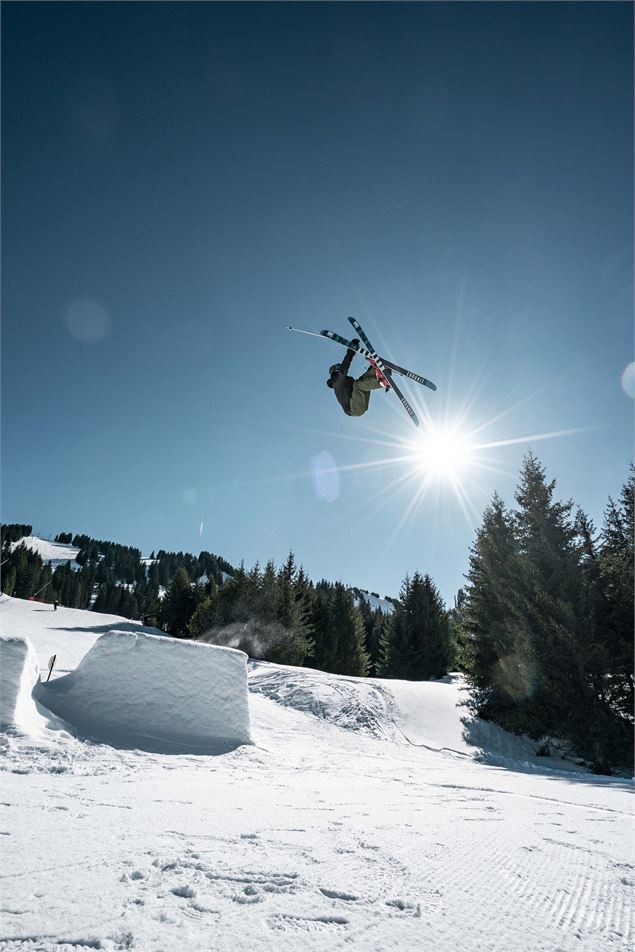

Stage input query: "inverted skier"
[{"left": 326, "top": 338, "right": 390, "bottom": 418}]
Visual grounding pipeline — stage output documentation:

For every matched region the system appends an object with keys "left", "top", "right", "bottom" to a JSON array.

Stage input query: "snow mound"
[
  {"left": 249, "top": 663, "right": 401, "bottom": 740},
  {"left": 250, "top": 665, "right": 572, "bottom": 771},
  {"left": 35, "top": 630, "right": 252, "bottom": 753},
  {"left": 0, "top": 634, "right": 47, "bottom": 733}
]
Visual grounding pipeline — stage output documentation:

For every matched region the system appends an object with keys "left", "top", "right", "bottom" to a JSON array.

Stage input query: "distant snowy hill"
[
  {"left": 9, "top": 534, "right": 81, "bottom": 568},
  {"left": 0, "top": 596, "right": 632, "bottom": 952},
  {"left": 355, "top": 588, "right": 395, "bottom": 614},
  {"left": 7, "top": 533, "right": 392, "bottom": 619}
]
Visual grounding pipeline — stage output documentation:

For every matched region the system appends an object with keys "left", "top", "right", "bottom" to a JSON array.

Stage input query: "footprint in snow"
[
  {"left": 386, "top": 898, "right": 421, "bottom": 916},
  {"left": 319, "top": 888, "right": 359, "bottom": 902},
  {"left": 120, "top": 869, "right": 145, "bottom": 883},
  {"left": 233, "top": 884, "right": 263, "bottom": 904},
  {"left": 266, "top": 913, "right": 349, "bottom": 932},
  {"left": 171, "top": 884, "right": 197, "bottom": 899}
]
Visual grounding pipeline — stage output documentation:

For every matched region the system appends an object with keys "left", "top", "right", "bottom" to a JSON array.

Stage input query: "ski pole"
[{"left": 286, "top": 325, "right": 333, "bottom": 343}]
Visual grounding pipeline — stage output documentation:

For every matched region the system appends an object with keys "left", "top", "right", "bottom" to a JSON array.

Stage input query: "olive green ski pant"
[{"left": 349, "top": 366, "right": 383, "bottom": 417}]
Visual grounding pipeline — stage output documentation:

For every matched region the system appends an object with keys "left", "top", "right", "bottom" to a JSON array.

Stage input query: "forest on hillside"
[{"left": 2, "top": 454, "right": 632, "bottom": 772}]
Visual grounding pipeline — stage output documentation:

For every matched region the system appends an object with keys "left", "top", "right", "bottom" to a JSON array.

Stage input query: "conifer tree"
[
  {"left": 1, "top": 524, "right": 32, "bottom": 546},
  {"left": 568, "top": 508, "right": 626, "bottom": 768},
  {"left": 259, "top": 560, "right": 279, "bottom": 623},
  {"left": 364, "top": 605, "right": 390, "bottom": 676},
  {"left": 307, "top": 581, "right": 336, "bottom": 672},
  {"left": 120, "top": 588, "right": 139, "bottom": 620},
  {"left": 597, "top": 467, "right": 634, "bottom": 760},
  {"left": 273, "top": 552, "right": 313, "bottom": 665},
  {"left": 509, "top": 453, "right": 583, "bottom": 738},
  {"left": 92, "top": 583, "right": 109, "bottom": 614},
  {"left": 2, "top": 566, "right": 16, "bottom": 596},
  {"left": 160, "top": 568, "right": 198, "bottom": 637},
  {"left": 380, "top": 572, "right": 450, "bottom": 680},
  {"left": 414, "top": 573, "right": 452, "bottom": 678},
  {"left": 462, "top": 493, "right": 520, "bottom": 719},
  {"left": 448, "top": 588, "right": 468, "bottom": 671},
  {"left": 378, "top": 576, "right": 410, "bottom": 677},
  {"left": 11, "top": 544, "right": 44, "bottom": 599},
  {"left": 328, "top": 582, "right": 370, "bottom": 677}
]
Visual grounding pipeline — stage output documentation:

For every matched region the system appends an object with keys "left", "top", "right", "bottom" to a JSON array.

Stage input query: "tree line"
[
  {"left": 157, "top": 554, "right": 451, "bottom": 681},
  {"left": 457, "top": 454, "right": 633, "bottom": 773},
  {"left": 0, "top": 523, "right": 451, "bottom": 683},
  {"left": 1, "top": 453, "right": 632, "bottom": 772},
  {"left": 0, "top": 528, "right": 235, "bottom": 622}
]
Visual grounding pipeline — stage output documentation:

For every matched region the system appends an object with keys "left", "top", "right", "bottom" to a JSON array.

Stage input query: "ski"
[
  {"left": 318, "top": 329, "right": 437, "bottom": 391},
  {"left": 319, "top": 330, "right": 384, "bottom": 367},
  {"left": 347, "top": 317, "right": 420, "bottom": 428}
]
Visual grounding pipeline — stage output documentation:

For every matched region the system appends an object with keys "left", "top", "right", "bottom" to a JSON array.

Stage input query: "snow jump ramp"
[
  {"left": 34, "top": 630, "right": 253, "bottom": 754},
  {"left": 0, "top": 633, "right": 49, "bottom": 734}
]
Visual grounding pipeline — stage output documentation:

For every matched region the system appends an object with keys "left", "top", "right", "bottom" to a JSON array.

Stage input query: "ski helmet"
[{"left": 326, "top": 362, "right": 341, "bottom": 388}]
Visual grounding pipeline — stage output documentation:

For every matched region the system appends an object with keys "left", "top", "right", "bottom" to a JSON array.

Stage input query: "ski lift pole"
[{"left": 31, "top": 580, "right": 51, "bottom": 599}]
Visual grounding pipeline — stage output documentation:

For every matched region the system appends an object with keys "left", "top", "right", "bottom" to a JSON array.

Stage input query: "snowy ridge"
[
  {"left": 9, "top": 534, "right": 81, "bottom": 568},
  {"left": 355, "top": 589, "right": 395, "bottom": 614}
]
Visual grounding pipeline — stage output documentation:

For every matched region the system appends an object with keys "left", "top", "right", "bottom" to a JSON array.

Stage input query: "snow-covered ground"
[{"left": 0, "top": 595, "right": 632, "bottom": 951}]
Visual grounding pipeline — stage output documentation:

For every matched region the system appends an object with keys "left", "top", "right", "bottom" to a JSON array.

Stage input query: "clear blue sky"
[{"left": 2, "top": 2, "right": 633, "bottom": 604}]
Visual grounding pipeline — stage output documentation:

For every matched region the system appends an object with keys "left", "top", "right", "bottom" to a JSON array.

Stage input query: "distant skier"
[{"left": 326, "top": 339, "right": 387, "bottom": 418}]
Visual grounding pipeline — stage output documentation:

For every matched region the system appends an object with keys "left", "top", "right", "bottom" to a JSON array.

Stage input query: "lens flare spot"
[
  {"left": 494, "top": 653, "right": 536, "bottom": 701},
  {"left": 182, "top": 488, "right": 198, "bottom": 507},
  {"left": 64, "top": 299, "right": 111, "bottom": 344},
  {"left": 311, "top": 451, "right": 340, "bottom": 503},
  {"left": 621, "top": 362, "right": 635, "bottom": 399}
]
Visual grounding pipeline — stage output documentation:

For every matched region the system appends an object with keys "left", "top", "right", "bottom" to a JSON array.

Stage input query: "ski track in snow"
[{"left": 0, "top": 598, "right": 633, "bottom": 952}]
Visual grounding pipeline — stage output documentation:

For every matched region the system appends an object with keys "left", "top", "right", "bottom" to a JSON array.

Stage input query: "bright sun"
[{"left": 414, "top": 425, "right": 474, "bottom": 480}]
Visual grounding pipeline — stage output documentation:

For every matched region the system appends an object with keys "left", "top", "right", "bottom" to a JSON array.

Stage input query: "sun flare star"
[
  {"left": 249, "top": 395, "right": 588, "bottom": 543},
  {"left": 413, "top": 425, "right": 475, "bottom": 480}
]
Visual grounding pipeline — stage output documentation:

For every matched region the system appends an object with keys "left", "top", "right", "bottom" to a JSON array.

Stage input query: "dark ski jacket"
[{"left": 330, "top": 348, "right": 356, "bottom": 414}]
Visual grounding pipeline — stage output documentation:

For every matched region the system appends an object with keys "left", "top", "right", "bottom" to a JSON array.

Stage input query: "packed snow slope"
[
  {"left": 0, "top": 595, "right": 632, "bottom": 952},
  {"left": 8, "top": 536, "right": 81, "bottom": 569}
]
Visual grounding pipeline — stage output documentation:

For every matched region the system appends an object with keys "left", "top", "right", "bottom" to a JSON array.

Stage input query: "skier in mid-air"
[
  {"left": 326, "top": 338, "right": 389, "bottom": 418},
  {"left": 288, "top": 314, "right": 434, "bottom": 427}
]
